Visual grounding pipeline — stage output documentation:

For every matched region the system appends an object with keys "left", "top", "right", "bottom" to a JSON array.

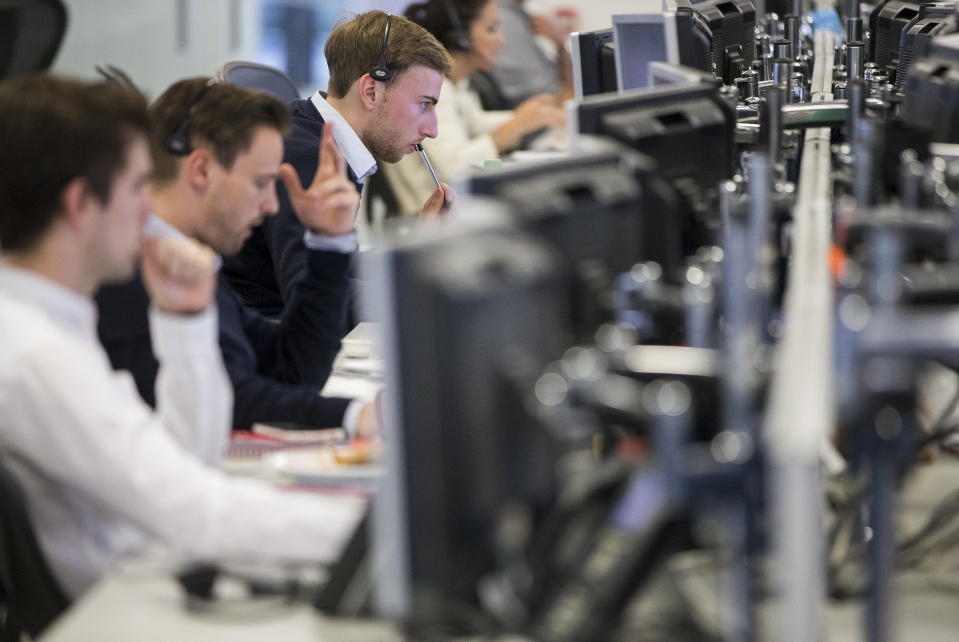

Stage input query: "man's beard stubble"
[{"left": 362, "top": 103, "right": 404, "bottom": 164}]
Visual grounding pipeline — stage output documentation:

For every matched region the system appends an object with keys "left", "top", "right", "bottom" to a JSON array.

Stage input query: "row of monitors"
[
  {"left": 363, "top": 74, "right": 738, "bottom": 635},
  {"left": 314, "top": 63, "right": 745, "bottom": 635},
  {"left": 357, "top": 10, "right": 959, "bottom": 638},
  {"left": 571, "top": 0, "right": 758, "bottom": 96}
]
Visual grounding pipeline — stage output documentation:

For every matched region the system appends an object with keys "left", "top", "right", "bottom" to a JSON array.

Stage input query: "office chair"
[
  {"left": 0, "top": 458, "right": 69, "bottom": 641},
  {"left": 215, "top": 61, "right": 301, "bottom": 103},
  {"left": 0, "top": 0, "right": 68, "bottom": 80},
  {"left": 470, "top": 70, "right": 511, "bottom": 110}
]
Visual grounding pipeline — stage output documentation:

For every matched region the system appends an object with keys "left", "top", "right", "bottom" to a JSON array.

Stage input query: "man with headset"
[
  {"left": 223, "top": 10, "right": 453, "bottom": 317},
  {"left": 97, "top": 77, "right": 378, "bottom": 435},
  {"left": 0, "top": 75, "right": 362, "bottom": 599}
]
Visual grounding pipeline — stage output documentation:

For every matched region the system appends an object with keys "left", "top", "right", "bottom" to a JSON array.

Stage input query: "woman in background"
[{"left": 383, "top": 0, "right": 565, "bottom": 214}]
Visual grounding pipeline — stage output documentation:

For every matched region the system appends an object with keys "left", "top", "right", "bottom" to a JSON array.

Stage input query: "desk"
[
  {"left": 39, "top": 339, "right": 959, "bottom": 641},
  {"left": 40, "top": 572, "right": 401, "bottom": 642},
  {"left": 41, "top": 355, "right": 388, "bottom": 642}
]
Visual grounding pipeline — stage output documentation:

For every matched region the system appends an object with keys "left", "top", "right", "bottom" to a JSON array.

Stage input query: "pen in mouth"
[{"left": 414, "top": 143, "right": 449, "bottom": 212}]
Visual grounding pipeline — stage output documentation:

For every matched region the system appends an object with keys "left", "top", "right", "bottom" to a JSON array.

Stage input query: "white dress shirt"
[
  {"left": 311, "top": 91, "right": 378, "bottom": 183},
  {"left": 299, "top": 92, "right": 370, "bottom": 254},
  {"left": 0, "top": 265, "right": 363, "bottom": 597},
  {"left": 383, "top": 76, "right": 512, "bottom": 215}
]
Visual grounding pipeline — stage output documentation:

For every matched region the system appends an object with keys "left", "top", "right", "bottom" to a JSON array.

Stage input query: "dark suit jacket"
[
  {"left": 96, "top": 248, "right": 353, "bottom": 431},
  {"left": 223, "top": 98, "right": 362, "bottom": 317}
]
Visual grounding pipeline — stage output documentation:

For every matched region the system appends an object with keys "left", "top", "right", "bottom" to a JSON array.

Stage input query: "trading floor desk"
[
  {"left": 41, "top": 456, "right": 959, "bottom": 640},
  {"left": 36, "top": 327, "right": 959, "bottom": 641},
  {"left": 40, "top": 573, "right": 399, "bottom": 642},
  {"left": 41, "top": 341, "right": 388, "bottom": 642}
]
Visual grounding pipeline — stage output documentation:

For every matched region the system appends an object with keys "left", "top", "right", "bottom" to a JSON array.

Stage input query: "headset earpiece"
[
  {"left": 440, "top": 0, "right": 472, "bottom": 51},
  {"left": 370, "top": 14, "right": 394, "bottom": 82},
  {"left": 166, "top": 80, "right": 216, "bottom": 156}
]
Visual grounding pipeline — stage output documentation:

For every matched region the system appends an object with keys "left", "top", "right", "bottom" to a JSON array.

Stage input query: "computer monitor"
[
  {"left": 669, "top": 0, "right": 756, "bottom": 82},
  {"left": 902, "top": 32, "right": 959, "bottom": 143},
  {"left": 365, "top": 220, "right": 575, "bottom": 636},
  {"left": 571, "top": 81, "right": 734, "bottom": 196},
  {"left": 870, "top": 0, "right": 921, "bottom": 71},
  {"left": 893, "top": 2, "right": 957, "bottom": 91},
  {"left": 570, "top": 28, "right": 618, "bottom": 98},
  {"left": 468, "top": 147, "right": 684, "bottom": 293},
  {"left": 613, "top": 12, "right": 681, "bottom": 91},
  {"left": 667, "top": 3, "right": 715, "bottom": 75}
]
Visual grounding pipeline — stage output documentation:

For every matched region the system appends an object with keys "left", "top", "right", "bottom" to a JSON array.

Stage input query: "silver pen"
[{"left": 414, "top": 143, "right": 449, "bottom": 211}]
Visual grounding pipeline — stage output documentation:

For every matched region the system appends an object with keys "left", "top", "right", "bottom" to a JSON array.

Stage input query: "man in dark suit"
[
  {"left": 97, "top": 78, "right": 376, "bottom": 435},
  {"left": 223, "top": 10, "right": 453, "bottom": 316}
]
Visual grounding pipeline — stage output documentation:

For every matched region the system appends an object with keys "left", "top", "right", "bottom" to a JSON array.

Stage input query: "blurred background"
[{"left": 51, "top": 0, "right": 646, "bottom": 98}]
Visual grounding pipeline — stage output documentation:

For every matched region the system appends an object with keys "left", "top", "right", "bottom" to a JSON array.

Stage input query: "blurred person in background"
[{"left": 489, "top": 0, "right": 574, "bottom": 107}]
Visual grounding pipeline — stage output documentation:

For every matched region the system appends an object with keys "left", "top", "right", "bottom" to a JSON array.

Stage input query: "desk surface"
[
  {"left": 41, "top": 360, "right": 388, "bottom": 642},
  {"left": 40, "top": 571, "right": 401, "bottom": 642},
  {"left": 39, "top": 347, "right": 959, "bottom": 641}
]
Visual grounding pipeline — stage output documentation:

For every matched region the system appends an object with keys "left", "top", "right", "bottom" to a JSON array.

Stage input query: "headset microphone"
[{"left": 166, "top": 79, "right": 216, "bottom": 156}]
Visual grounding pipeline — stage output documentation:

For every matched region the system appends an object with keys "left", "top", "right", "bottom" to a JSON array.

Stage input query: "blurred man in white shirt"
[{"left": 0, "top": 74, "right": 362, "bottom": 599}]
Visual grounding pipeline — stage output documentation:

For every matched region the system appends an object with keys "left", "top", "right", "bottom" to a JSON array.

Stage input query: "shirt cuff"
[
  {"left": 341, "top": 399, "right": 366, "bottom": 438},
  {"left": 148, "top": 305, "right": 220, "bottom": 361},
  {"left": 303, "top": 230, "right": 358, "bottom": 254}
]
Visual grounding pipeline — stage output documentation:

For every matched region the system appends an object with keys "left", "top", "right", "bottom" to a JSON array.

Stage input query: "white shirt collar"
[
  {"left": 0, "top": 263, "right": 96, "bottom": 338},
  {"left": 310, "top": 92, "right": 378, "bottom": 182}
]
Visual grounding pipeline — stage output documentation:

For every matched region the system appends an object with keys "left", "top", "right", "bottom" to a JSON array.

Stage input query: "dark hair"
[
  {"left": 404, "top": 0, "right": 490, "bottom": 51},
  {"left": 0, "top": 74, "right": 150, "bottom": 252},
  {"left": 150, "top": 77, "right": 292, "bottom": 186},
  {"left": 324, "top": 10, "right": 452, "bottom": 98}
]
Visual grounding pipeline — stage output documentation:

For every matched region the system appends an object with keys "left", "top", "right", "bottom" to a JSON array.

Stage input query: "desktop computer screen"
[
  {"left": 669, "top": 0, "right": 756, "bottom": 81},
  {"left": 365, "top": 221, "right": 575, "bottom": 636},
  {"left": 570, "top": 28, "right": 618, "bottom": 98},
  {"left": 571, "top": 81, "right": 734, "bottom": 195},
  {"left": 469, "top": 147, "right": 684, "bottom": 288},
  {"left": 613, "top": 12, "right": 681, "bottom": 91}
]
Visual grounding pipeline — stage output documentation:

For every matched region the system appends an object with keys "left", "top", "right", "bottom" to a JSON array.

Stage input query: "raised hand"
[
  {"left": 279, "top": 123, "right": 360, "bottom": 237},
  {"left": 141, "top": 235, "right": 217, "bottom": 315}
]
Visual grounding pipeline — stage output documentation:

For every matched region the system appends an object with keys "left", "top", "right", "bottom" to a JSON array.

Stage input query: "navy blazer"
[
  {"left": 223, "top": 98, "right": 362, "bottom": 317},
  {"left": 96, "top": 247, "right": 353, "bottom": 431}
]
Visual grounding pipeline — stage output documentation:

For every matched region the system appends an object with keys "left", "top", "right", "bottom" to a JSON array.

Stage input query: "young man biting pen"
[{"left": 223, "top": 10, "right": 455, "bottom": 318}]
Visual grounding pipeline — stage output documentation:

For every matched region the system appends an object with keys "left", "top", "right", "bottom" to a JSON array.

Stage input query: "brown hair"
[
  {"left": 0, "top": 74, "right": 150, "bottom": 252},
  {"left": 150, "top": 77, "right": 292, "bottom": 186},
  {"left": 405, "top": 0, "right": 490, "bottom": 51},
  {"left": 324, "top": 10, "right": 452, "bottom": 99}
]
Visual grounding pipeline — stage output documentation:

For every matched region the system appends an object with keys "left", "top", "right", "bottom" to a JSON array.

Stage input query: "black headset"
[
  {"left": 370, "top": 14, "right": 394, "bottom": 82},
  {"left": 166, "top": 80, "right": 216, "bottom": 156},
  {"left": 440, "top": 0, "right": 472, "bottom": 52}
]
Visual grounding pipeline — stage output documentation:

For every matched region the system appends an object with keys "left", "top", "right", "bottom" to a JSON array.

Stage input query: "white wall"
[
  {"left": 52, "top": 0, "right": 261, "bottom": 98},
  {"left": 48, "top": 0, "right": 642, "bottom": 98},
  {"left": 531, "top": 0, "right": 665, "bottom": 32}
]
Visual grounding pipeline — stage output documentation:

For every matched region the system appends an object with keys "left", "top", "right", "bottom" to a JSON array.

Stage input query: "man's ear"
[
  {"left": 183, "top": 148, "right": 214, "bottom": 191},
  {"left": 59, "top": 176, "right": 97, "bottom": 231},
  {"left": 356, "top": 73, "right": 382, "bottom": 111}
]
